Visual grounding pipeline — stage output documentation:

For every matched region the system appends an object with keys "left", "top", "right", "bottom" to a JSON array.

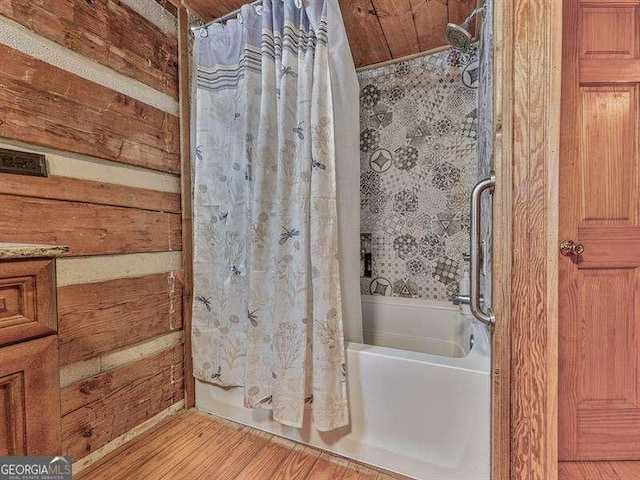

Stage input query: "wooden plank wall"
[
  {"left": 0, "top": 45, "right": 180, "bottom": 173},
  {"left": 0, "top": 0, "right": 186, "bottom": 466}
]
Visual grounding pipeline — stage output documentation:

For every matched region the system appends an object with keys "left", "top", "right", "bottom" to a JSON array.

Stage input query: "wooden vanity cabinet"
[{"left": 0, "top": 257, "right": 61, "bottom": 455}]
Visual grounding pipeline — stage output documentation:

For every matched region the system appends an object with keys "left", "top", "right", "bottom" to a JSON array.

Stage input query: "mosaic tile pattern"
[{"left": 358, "top": 47, "right": 478, "bottom": 300}]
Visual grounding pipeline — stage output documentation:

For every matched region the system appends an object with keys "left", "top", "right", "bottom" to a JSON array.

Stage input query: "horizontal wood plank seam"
[
  {"left": 120, "top": 0, "right": 178, "bottom": 36},
  {"left": 0, "top": 1, "right": 179, "bottom": 98},
  {"left": 0, "top": 173, "right": 181, "bottom": 213},
  {"left": 56, "top": 252, "right": 183, "bottom": 287},
  {"left": 0, "top": 14, "right": 179, "bottom": 113},
  {"left": 59, "top": 331, "right": 184, "bottom": 388},
  {"left": 57, "top": 272, "right": 183, "bottom": 365},
  {"left": 61, "top": 347, "right": 184, "bottom": 460},
  {"left": 0, "top": 194, "right": 182, "bottom": 257},
  {"left": 0, "top": 139, "right": 180, "bottom": 194},
  {"left": 0, "top": 45, "right": 181, "bottom": 174}
]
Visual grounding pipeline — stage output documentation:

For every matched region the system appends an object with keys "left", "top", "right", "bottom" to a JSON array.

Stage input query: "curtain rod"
[
  {"left": 189, "top": 0, "right": 266, "bottom": 32},
  {"left": 189, "top": 0, "right": 295, "bottom": 32}
]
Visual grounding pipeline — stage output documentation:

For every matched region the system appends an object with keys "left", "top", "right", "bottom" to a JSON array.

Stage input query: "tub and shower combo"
[
  {"left": 196, "top": 172, "right": 496, "bottom": 480},
  {"left": 192, "top": 0, "right": 495, "bottom": 477},
  {"left": 197, "top": 295, "right": 491, "bottom": 479}
]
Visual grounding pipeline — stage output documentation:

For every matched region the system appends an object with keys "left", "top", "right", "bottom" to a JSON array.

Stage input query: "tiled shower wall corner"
[
  {"left": 358, "top": 47, "right": 479, "bottom": 301},
  {"left": 478, "top": 0, "right": 494, "bottom": 309}
]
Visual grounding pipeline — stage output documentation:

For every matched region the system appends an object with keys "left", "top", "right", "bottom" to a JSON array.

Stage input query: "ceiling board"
[
  {"left": 180, "top": 0, "right": 231, "bottom": 18},
  {"left": 341, "top": 0, "right": 392, "bottom": 67},
  {"left": 411, "top": 0, "right": 449, "bottom": 52},
  {"left": 182, "top": 0, "right": 478, "bottom": 67},
  {"left": 372, "top": 0, "right": 420, "bottom": 58}
]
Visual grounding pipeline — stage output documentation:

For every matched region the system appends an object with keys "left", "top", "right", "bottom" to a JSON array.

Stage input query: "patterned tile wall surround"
[
  {"left": 358, "top": 46, "right": 479, "bottom": 301},
  {"left": 478, "top": 0, "right": 494, "bottom": 309}
]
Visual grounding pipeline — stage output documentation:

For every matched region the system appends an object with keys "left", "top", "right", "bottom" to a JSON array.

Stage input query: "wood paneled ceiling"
[{"left": 181, "top": 0, "right": 477, "bottom": 67}]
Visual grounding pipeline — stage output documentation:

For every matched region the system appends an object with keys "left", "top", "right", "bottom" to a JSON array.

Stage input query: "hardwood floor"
[{"left": 76, "top": 411, "right": 413, "bottom": 480}]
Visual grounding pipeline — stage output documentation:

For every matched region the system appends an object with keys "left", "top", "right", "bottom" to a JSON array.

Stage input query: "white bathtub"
[{"left": 195, "top": 296, "right": 490, "bottom": 480}]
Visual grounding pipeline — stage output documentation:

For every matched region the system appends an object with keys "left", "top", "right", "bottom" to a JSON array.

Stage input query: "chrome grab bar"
[{"left": 470, "top": 174, "right": 496, "bottom": 326}]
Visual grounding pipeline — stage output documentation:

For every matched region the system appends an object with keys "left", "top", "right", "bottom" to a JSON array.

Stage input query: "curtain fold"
[{"left": 192, "top": 0, "right": 357, "bottom": 431}]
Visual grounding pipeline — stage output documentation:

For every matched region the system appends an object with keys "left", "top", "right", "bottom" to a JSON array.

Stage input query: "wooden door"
[
  {"left": 559, "top": 1, "right": 640, "bottom": 478},
  {"left": 0, "top": 336, "right": 61, "bottom": 455}
]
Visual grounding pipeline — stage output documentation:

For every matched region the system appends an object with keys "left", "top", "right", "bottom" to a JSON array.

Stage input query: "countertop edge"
[{"left": 0, "top": 244, "right": 70, "bottom": 260}]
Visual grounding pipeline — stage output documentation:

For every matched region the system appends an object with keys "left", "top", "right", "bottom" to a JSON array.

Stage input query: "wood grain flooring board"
[
  {"left": 192, "top": 429, "right": 272, "bottom": 480},
  {"left": 76, "top": 413, "right": 198, "bottom": 480},
  {"left": 233, "top": 435, "right": 297, "bottom": 480},
  {"left": 271, "top": 443, "right": 323, "bottom": 480},
  {"left": 75, "top": 412, "right": 415, "bottom": 480},
  {"left": 157, "top": 420, "right": 248, "bottom": 479},
  {"left": 78, "top": 413, "right": 216, "bottom": 479},
  {"left": 342, "top": 462, "right": 380, "bottom": 480},
  {"left": 305, "top": 452, "right": 352, "bottom": 480},
  {"left": 111, "top": 416, "right": 226, "bottom": 480}
]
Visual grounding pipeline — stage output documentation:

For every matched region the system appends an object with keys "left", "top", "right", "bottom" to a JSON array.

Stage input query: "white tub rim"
[{"left": 361, "top": 294, "right": 458, "bottom": 312}]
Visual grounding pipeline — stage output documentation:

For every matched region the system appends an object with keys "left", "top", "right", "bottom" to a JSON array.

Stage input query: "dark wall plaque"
[{"left": 0, "top": 148, "right": 48, "bottom": 177}]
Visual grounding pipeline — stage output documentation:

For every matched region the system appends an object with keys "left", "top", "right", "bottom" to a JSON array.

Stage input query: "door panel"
[
  {"left": 578, "top": 410, "right": 640, "bottom": 459},
  {"left": 0, "top": 373, "right": 26, "bottom": 456},
  {"left": 580, "top": 7, "right": 636, "bottom": 59},
  {"left": 0, "top": 259, "right": 57, "bottom": 348},
  {"left": 578, "top": 269, "right": 636, "bottom": 406},
  {"left": 560, "top": 461, "right": 640, "bottom": 480},
  {"left": 0, "top": 337, "right": 60, "bottom": 455},
  {"left": 580, "top": 86, "right": 637, "bottom": 225},
  {"left": 560, "top": 0, "right": 640, "bottom": 476}
]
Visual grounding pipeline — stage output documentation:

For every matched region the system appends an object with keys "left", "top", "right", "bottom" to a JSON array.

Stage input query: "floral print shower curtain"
[{"left": 192, "top": 0, "right": 356, "bottom": 431}]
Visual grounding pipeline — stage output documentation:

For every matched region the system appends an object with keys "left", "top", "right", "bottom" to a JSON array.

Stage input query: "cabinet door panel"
[
  {"left": 0, "top": 337, "right": 60, "bottom": 455},
  {"left": 0, "top": 259, "right": 56, "bottom": 347},
  {"left": 0, "top": 373, "right": 26, "bottom": 455}
]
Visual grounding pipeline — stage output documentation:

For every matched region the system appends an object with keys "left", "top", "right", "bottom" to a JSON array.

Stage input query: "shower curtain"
[{"left": 192, "top": 0, "right": 360, "bottom": 431}]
